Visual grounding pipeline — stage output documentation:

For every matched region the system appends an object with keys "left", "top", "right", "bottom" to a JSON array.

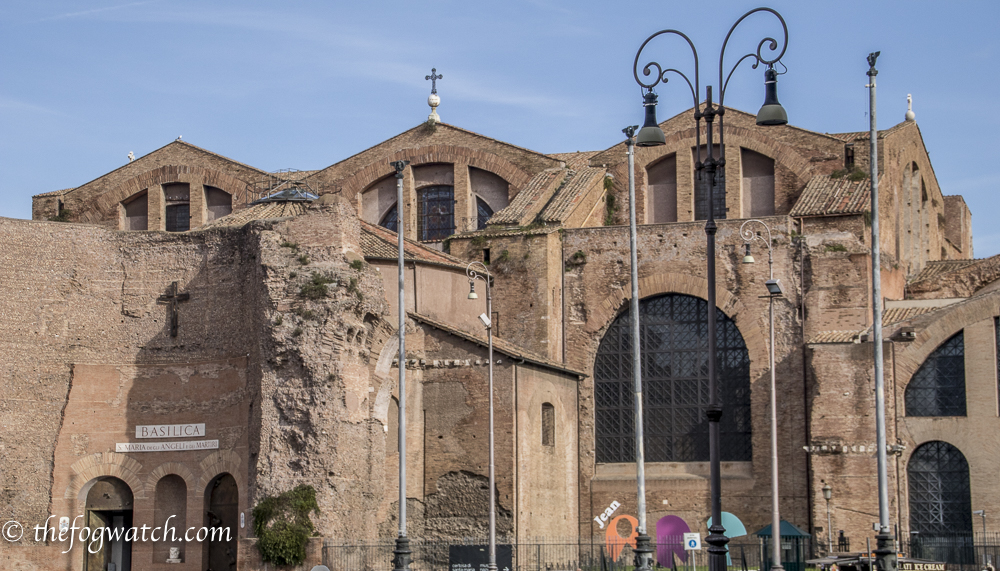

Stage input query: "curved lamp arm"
[
  {"left": 466, "top": 261, "right": 491, "bottom": 286},
  {"left": 717, "top": 7, "right": 788, "bottom": 107},
  {"left": 632, "top": 29, "right": 700, "bottom": 111},
  {"left": 739, "top": 218, "right": 773, "bottom": 251}
]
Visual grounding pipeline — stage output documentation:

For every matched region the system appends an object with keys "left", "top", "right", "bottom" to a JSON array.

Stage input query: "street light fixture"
[
  {"left": 390, "top": 159, "right": 411, "bottom": 571},
  {"left": 631, "top": 9, "right": 789, "bottom": 571},
  {"left": 741, "top": 219, "right": 783, "bottom": 571},
  {"left": 823, "top": 484, "right": 833, "bottom": 553},
  {"left": 466, "top": 261, "right": 497, "bottom": 571}
]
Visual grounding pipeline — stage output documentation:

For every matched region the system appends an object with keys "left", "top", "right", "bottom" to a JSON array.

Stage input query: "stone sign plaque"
[
  {"left": 449, "top": 545, "right": 512, "bottom": 571},
  {"left": 135, "top": 423, "right": 206, "bottom": 439},
  {"left": 116, "top": 440, "right": 219, "bottom": 452}
]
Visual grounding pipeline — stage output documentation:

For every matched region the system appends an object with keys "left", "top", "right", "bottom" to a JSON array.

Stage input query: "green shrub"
[
  {"left": 297, "top": 254, "right": 310, "bottom": 265},
  {"left": 289, "top": 271, "right": 297, "bottom": 279},
  {"left": 300, "top": 273, "right": 332, "bottom": 300},
  {"left": 252, "top": 485, "right": 319, "bottom": 567},
  {"left": 280, "top": 241, "right": 299, "bottom": 251},
  {"left": 292, "top": 326, "right": 303, "bottom": 337},
  {"left": 350, "top": 259, "right": 365, "bottom": 271},
  {"left": 824, "top": 243, "right": 848, "bottom": 253},
  {"left": 273, "top": 315, "right": 283, "bottom": 326}
]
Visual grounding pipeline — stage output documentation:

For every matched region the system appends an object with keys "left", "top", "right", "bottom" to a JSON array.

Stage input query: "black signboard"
[{"left": 449, "top": 544, "right": 513, "bottom": 571}]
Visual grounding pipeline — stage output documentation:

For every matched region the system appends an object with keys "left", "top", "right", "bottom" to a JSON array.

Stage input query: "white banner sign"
[
  {"left": 135, "top": 423, "right": 206, "bottom": 439},
  {"left": 116, "top": 440, "right": 219, "bottom": 453}
]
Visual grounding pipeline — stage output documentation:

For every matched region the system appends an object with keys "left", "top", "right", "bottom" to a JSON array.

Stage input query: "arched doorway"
[
  {"left": 204, "top": 473, "right": 239, "bottom": 571},
  {"left": 84, "top": 476, "right": 134, "bottom": 571},
  {"left": 593, "top": 293, "right": 752, "bottom": 463}
]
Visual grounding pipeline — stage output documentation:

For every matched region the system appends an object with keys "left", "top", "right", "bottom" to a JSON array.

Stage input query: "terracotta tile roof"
[
  {"left": 408, "top": 312, "right": 586, "bottom": 378},
  {"left": 32, "top": 187, "right": 75, "bottom": 198},
  {"left": 882, "top": 306, "right": 939, "bottom": 325},
  {"left": 789, "top": 174, "right": 875, "bottom": 217},
  {"left": 358, "top": 220, "right": 467, "bottom": 269},
  {"left": 200, "top": 201, "right": 309, "bottom": 228},
  {"left": 549, "top": 151, "right": 601, "bottom": 170},
  {"left": 540, "top": 167, "right": 605, "bottom": 223},
  {"left": 490, "top": 168, "right": 564, "bottom": 225},
  {"left": 808, "top": 330, "right": 863, "bottom": 344},
  {"left": 909, "top": 259, "right": 979, "bottom": 284}
]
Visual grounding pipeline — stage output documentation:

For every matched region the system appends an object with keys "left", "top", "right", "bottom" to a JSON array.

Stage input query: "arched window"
[
  {"left": 154, "top": 475, "right": 187, "bottom": 562},
  {"left": 163, "top": 183, "right": 190, "bottom": 232},
  {"left": 594, "top": 294, "right": 751, "bottom": 463},
  {"left": 908, "top": 442, "right": 972, "bottom": 539},
  {"left": 905, "top": 331, "right": 966, "bottom": 417},
  {"left": 380, "top": 204, "right": 399, "bottom": 233},
  {"left": 476, "top": 197, "right": 494, "bottom": 230},
  {"left": 418, "top": 185, "right": 454, "bottom": 240},
  {"left": 741, "top": 148, "right": 775, "bottom": 217}
]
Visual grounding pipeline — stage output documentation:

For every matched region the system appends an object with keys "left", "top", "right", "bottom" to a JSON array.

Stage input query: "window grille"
[
  {"left": 418, "top": 186, "right": 455, "bottom": 241},
  {"left": 165, "top": 203, "right": 190, "bottom": 232},
  {"left": 905, "top": 332, "right": 966, "bottom": 417},
  {"left": 477, "top": 197, "right": 494, "bottom": 230},
  {"left": 594, "top": 294, "right": 751, "bottom": 463},
  {"left": 379, "top": 204, "right": 398, "bottom": 233},
  {"left": 907, "top": 441, "right": 972, "bottom": 536}
]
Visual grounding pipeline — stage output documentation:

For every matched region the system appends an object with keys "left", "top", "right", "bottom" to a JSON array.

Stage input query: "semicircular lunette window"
[
  {"left": 594, "top": 293, "right": 751, "bottom": 463},
  {"left": 379, "top": 204, "right": 398, "bottom": 233},
  {"left": 905, "top": 331, "right": 966, "bottom": 417}
]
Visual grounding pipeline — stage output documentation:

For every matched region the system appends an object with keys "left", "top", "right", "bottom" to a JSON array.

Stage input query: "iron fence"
[
  {"left": 322, "top": 538, "right": 778, "bottom": 571},
  {"left": 900, "top": 532, "right": 1000, "bottom": 571}
]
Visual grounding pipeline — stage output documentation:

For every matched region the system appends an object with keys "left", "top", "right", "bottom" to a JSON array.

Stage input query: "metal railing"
[
  {"left": 900, "top": 532, "right": 1000, "bottom": 570},
  {"left": 321, "top": 538, "right": 780, "bottom": 571}
]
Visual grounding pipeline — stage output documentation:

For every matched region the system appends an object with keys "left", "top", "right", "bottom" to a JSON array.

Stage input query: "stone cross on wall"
[
  {"left": 157, "top": 281, "right": 190, "bottom": 337},
  {"left": 425, "top": 68, "right": 442, "bottom": 94}
]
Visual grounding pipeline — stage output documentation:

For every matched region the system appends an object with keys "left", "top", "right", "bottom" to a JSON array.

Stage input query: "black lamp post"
[{"left": 631, "top": 9, "right": 788, "bottom": 571}]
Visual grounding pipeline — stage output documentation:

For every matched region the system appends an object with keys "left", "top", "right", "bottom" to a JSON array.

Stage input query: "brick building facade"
[{"left": 3, "top": 102, "right": 995, "bottom": 570}]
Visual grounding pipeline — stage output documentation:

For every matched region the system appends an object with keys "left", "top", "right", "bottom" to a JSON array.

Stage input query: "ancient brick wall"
[{"left": 558, "top": 217, "right": 810, "bottom": 538}]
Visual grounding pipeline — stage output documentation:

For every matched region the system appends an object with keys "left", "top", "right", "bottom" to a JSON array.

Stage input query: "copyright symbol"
[{"left": 2, "top": 520, "right": 23, "bottom": 541}]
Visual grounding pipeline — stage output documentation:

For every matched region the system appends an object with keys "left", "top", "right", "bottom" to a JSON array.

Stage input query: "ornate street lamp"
[
  {"left": 631, "top": 9, "right": 789, "bottom": 571},
  {"left": 741, "top": 220, "right": 784, "bottom": 571},
  {"left": 466, "top": 262, "right": 497, "bottom": 571}
]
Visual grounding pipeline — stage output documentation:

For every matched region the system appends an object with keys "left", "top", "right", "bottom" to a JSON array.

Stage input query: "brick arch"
[
  {"left": 340, "top": 145, "right": 533, "bottom": 199},
  {"left": 65, "top": 452, "right": 145, "bottom": 503},
  {"left": 97, "top": 165, "right": 250, "bottom": 216},
  {"left": 196, "top": 450, "right": 242, "bottom": 492},
  {"left": 371, "top": 323, "right": 403, "bottom": 429},
  {"left": 585, "top": 271, "right": 766, "bottom": 373},
  {"left": 144, "top": 462, "right": 197, "bottom": 498}
]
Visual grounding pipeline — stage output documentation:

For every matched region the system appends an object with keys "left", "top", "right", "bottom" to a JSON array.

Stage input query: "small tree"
[{"left": 251, "top": 485, "right": 320, "bottom": 566}]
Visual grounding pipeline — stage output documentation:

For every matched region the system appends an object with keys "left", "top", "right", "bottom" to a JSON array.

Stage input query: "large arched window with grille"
[
  {"left": 594, "top": 293, "right": 751, "bottom": 463},
  {"left": 905, "top": 332, "right": 966, "bottom": 417},
  {"left": 908, "top": 441, "right": 972, "bottom": 538}
]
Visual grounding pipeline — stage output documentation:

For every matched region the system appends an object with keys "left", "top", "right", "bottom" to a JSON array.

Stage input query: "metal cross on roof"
[{"left": 425, "top": 68, "right": 442, "bottom": 94}]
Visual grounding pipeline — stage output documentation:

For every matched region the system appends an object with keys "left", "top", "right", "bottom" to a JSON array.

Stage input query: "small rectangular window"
[
  {"left": 844, "top": 144, "right": 855, "bottom": 170},
  {"left": 483, "top": 248, "right": 491, "bottom": 264},
  {"left": 542, "top": 402, "right": 555, "bottom": 446}
]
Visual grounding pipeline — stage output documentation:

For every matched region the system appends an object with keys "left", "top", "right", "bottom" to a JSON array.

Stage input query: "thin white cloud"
[
  {"left": 0, "top": 97, "right": 65, "bottom": 116},
  {"left": 33, "top": 0, "right": 163, "bottom": 23}
]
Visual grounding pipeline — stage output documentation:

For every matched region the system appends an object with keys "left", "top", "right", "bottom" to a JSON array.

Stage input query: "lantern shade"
[
  {"left": 636, "top": 90, "right": 666, "bottom": 147},
  {"left": 743, "top": 243, "right": 755, "bottom": 264},
  {"left": 467, "top": 281, "right": 478, "bottom": 299},
  {"left": 756, "top": 67, "right": 788, "bottom": 126}
]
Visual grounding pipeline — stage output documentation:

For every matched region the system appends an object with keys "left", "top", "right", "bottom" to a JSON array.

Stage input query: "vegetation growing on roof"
[
  {"left": 252, "top": 485, "right": 319, "bottom": 566},
  {"left": 299, "top": 273, "right": 333, "bottom": 299},
  {"left": 824, "top": 243, "right": 848, "bottom": 253},
  {"left": 830, "top": 167, "right": 867, "bottom": 182}
]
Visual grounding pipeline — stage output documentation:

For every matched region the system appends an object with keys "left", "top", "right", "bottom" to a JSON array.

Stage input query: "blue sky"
[{"left": 1, "top": 1, "right": 998, "bottom": 256}]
